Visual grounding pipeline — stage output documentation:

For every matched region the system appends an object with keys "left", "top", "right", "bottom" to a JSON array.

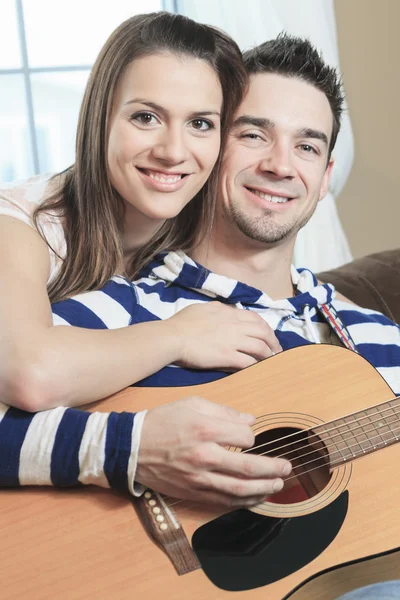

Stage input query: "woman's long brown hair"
[{"left": 34, "top": 12, "right": 247, "bottom": 302}]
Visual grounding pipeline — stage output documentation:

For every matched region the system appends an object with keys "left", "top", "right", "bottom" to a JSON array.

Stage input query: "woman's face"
[{"left": 107, "top": 52, "right": 223, "bottom": 230}]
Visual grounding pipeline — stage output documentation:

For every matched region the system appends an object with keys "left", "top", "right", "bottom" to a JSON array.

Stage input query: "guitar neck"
[{"left": 312, "top": 395, "right": 400, "bottom": 467}]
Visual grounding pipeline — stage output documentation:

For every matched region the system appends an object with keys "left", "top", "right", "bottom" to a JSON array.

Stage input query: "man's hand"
[{"left": 136, "top": 397, "right": 291, "bottom": 507}]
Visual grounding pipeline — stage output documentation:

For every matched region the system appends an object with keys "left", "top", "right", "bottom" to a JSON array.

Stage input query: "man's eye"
[
  {"left": 191, "top": 119, "right": 214, "bottom": 131},
  {"left": 300, "top": 144, "right": 317, "bottom": 153},
  {"left": 131, "top": 112, "right": 158, "bottom": 125},
  {"left": 242, "top": 133, "right": 262, "bottom": 140}
]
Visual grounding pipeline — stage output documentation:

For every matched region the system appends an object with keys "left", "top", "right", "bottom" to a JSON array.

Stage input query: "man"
[{"left": 1, "top": 34, "right": 399, "bottom": 504}]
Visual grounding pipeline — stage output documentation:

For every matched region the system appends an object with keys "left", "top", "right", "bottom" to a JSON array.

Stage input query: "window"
[{"left": 0, "top": 0, "right": 171, "bottom": 181}]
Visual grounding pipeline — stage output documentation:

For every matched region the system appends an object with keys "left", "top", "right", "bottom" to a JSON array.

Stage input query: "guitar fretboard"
[{"left": 313, "top": 396, "right": 400, "bottom": 466}]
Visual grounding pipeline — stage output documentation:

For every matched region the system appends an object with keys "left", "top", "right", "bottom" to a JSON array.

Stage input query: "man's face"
[{"left": 218, "top": 73, "right": 334, "bottom": 246}]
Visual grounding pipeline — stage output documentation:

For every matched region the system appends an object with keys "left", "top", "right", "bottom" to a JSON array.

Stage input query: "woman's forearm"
[{"left": 4, "top": 319, "right": 181, "bottom": 411}]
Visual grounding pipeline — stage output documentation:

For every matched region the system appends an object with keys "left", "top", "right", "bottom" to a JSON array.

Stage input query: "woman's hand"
[{"left": 165, "top": 301, "right": 282, "bottom": 370}]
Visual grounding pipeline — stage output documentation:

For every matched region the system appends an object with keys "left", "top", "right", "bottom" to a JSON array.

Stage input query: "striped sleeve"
[
  {"left": 335, "top": 302, "right": 400, "bottom": 395},
  {"left": 52, "top": 278, "right": 135, "bottom": 329},
  {"left": 0, "top": 402, "right": 147, "bottom": 496}
]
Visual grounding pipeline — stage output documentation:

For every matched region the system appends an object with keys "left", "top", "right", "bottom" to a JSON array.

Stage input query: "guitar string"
[
  {"left": 253, "top": 420, "right": 398, "bottom": 466},
  {"left": 263, "top": 423, "right": 400, "bottom": 482},
  {"left": 241, "top": 408, "right": 398, "bottom": 460},
  {"left": 276, "top": 427, "right": 400, "bottom": 484},
  {"left": 160, "top": 424, "right": 400, "bottom": 511},
  {"left": 276, "top": 427, "right": 400, "bottom": 481},
  {"left": 153, "top": 399, "right": 400, "bottom": 511},
  {"left": 241, "top": 398, "right": 400, "bottom": 458}
]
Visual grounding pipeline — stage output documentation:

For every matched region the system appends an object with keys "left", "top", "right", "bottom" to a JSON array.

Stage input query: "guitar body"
[{"left": 1, "top": 345, "right": 399, "bottom": 599}]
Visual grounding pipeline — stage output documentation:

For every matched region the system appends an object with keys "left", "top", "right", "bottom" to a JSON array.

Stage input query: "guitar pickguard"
[{"left": 191, "top": 491, "right": 349, "bottom": 594}]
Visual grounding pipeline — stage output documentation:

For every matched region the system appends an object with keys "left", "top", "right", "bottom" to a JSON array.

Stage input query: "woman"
[{"left": 0, "top": 12, "right": 276, "bottom": 412}]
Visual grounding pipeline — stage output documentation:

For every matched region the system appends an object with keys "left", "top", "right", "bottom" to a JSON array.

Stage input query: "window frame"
[{"left": 0, "top": 0, "right": 176, "bottom": 175}]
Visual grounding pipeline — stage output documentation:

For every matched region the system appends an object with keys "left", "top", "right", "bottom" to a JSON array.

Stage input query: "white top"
[
  {"left": 0, "top": 173, "right": 66, "bottom": 283},
  {"left": 0, "top": 173, "right": 146, "bottom": 496}
]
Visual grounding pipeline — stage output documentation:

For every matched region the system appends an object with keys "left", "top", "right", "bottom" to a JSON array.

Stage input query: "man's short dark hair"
[{"left": 243, "top": 33, "right": 344, "bottom": 156}]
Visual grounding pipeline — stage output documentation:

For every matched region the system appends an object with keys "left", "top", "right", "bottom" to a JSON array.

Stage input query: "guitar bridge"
[{"left": 134, "top": 490, "right": 201, "bottom": 576}]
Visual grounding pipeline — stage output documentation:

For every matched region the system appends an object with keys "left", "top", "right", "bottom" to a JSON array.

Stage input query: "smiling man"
[
  {"left": 193, "top": 35, "right": 338, "bottom": 301},
  {"left": 218, "top": 75, "right": 332, "bottom": 247}
]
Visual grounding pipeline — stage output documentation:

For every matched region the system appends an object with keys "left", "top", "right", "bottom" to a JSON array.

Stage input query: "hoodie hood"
[
  {"left": 145, "top": 251, "right": 336, "bottom": 345},
  {"left": 148, "top": 251, "right": 335, "bottom": 312}
]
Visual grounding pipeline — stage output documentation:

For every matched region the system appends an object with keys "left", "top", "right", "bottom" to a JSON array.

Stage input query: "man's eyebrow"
[
  {"left": 298, "top": 127, "right": 329, "bottom": 147},
  {"left": 231, "top": 115, "right": 275, "bottom": 130},
  {"left": 124, "top": 98, "right": 220, "bottom": 117}
]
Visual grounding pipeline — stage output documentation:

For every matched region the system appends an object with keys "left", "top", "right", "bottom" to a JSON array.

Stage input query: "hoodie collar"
[{"left": 147, "top": 250, "right": 335, "bottom": 314}]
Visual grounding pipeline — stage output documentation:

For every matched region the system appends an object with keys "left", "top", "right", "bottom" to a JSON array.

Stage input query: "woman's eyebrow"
[
  {"left": 190, "top": 110, "right": 221, "bottom": 117},
  {"left": 124, "top": 98, "right": 220, "bottom": 118},
  {"left": 124, "top": 98, "right": 165, "bottom": 112}
]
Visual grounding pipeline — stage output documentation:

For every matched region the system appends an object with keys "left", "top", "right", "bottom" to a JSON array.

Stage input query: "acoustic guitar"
[{"left": 1, "top": 344, "right": 399, "bottom": 600}]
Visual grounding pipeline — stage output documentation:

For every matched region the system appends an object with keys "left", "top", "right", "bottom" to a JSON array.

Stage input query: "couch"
[{"left": 317, "top": 249, "right": 400, "bottom": 324}]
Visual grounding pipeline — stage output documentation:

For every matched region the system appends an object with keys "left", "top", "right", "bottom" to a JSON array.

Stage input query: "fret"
[
  {"left": 315, "top": 421, "right": 354, "bottom": 463},
  {"left": 368, "top": 406, "right": 395, "bottom": 446},
  {"left": 359, "top": 408, "right": 387, "bottom": 449},
  {"left": 386, "top": 402, "right": 400, "bottom": 439},
  {"left": 313, "top": 424, "right": 339, "bottom": 463},
  {"left": 341, "top": 414, "right": 369, "bottom": 455},
  {"left": 348, "top": 413, "right": 374, "bottom": 453},
  {"left": 329, "top": 417, "right": 357, "bottom": 462},
  {"left": 313, "top": 397, "right": 400, "bottom": 468},
  {"left": 369, "top": 402, "right": 400, "bottom": 445}
]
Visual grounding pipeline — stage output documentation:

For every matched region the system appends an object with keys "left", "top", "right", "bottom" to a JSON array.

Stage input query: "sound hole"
[{"left": 250, "top": 427, "right": 331, "bottom": 504}]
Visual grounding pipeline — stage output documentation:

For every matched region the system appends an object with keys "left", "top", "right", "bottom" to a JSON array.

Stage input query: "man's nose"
[{"left": 259, "top": 141, "right": 296, "bottom": 178}]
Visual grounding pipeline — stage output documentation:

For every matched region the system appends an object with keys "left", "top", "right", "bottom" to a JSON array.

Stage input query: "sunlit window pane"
[
  {"left": 31, "top": 71, "right": 90, "bottom": 173},
  {"left": 0, "top": 1, "right": 167, "bottom": 180},
  {"left": 23, "top": 0, "right": 163, "bottom": 68},
  {"left": 0, "top": 75, "right": 34, "bottom": 181},
  {"left": 0, "top": 0, "right": 22, "bottom": 69}
]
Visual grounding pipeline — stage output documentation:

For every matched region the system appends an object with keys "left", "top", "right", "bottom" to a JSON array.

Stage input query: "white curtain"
[{"left": 178, "top": 0, "right": 353, "bottom": 271}]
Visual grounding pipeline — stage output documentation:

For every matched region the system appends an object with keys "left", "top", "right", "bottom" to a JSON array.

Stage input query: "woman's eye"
[
  {"left": 131, "top": 112, "right": 158, "bottom": 125},
  {"left": 191, "top": 119, "right": 214, "bottom": 131}
]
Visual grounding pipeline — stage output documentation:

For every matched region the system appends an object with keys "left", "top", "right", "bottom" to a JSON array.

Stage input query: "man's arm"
[
  {"left": 0, "top": 398, "right": 292, "bottom": 507},
  {"left": 0, "top": 401, "right": 146, "bottom": 495}
]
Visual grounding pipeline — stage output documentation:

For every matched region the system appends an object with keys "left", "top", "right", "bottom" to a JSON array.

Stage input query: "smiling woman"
[
  {"left": 107, "top": 53, "right": 222, "bottom": 241},
  {"left": 0, "top": 11, "right": 254, "bottom": 412},
  {"left": 35, "top": 12, "right": 246, "bottom": 302}
]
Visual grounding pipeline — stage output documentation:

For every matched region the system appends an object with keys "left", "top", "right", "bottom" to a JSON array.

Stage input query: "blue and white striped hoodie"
[
  {"left": 1, "top": 251, "right": 398, "bottom": 494},
  {"left": 52, "top": 249, "right": 400, "bottom": 393}
]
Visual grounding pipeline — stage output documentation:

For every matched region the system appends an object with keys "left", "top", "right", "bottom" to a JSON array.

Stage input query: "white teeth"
[
  {"left": 251, "top": 189, "right": 289, "bottom": 203},
  {"left": 146, "top": 171, "right": 182, "bottom": 183},
  {"left": 270, "top": 196, "right": 288, "bottom": 204}
]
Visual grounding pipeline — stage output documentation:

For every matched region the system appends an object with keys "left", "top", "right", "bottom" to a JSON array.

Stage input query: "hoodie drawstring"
[{"left": 303, "top": 304, "right": 321, "bottom": 344}]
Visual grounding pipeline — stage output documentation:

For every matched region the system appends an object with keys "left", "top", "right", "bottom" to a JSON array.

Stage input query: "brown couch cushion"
[{"left": 317, "top": 249, "right": 400, "bottom": 323}]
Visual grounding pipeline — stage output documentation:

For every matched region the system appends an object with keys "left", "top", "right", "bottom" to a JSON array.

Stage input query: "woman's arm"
[
  {"left": 0, "top": 217, "right": 186, "bottom": 410},
  {"left": 0, "top": 217, "right": 280, "bottom": 411}
]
